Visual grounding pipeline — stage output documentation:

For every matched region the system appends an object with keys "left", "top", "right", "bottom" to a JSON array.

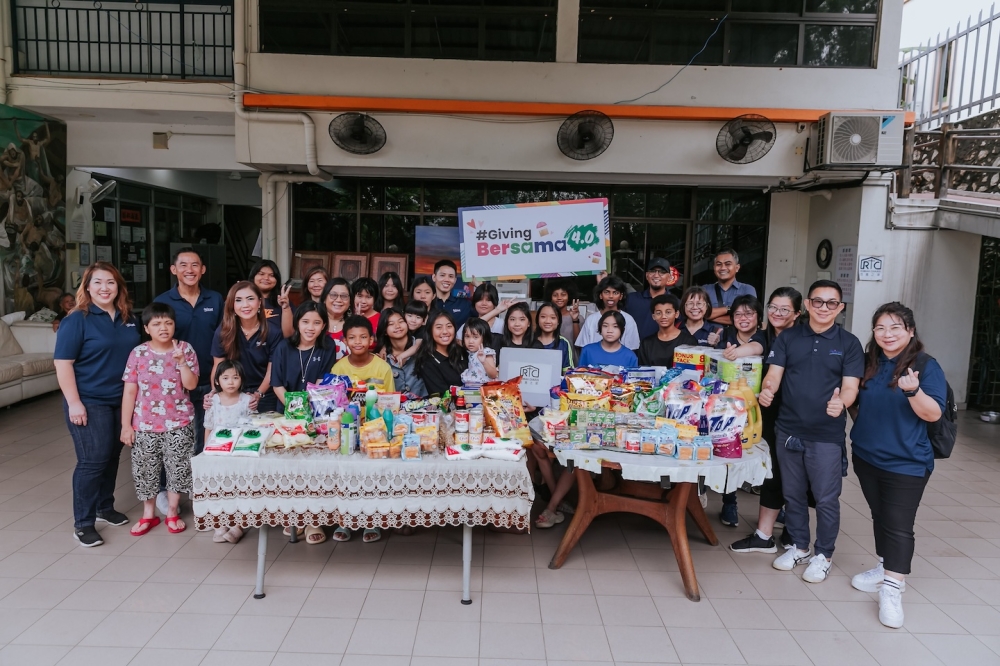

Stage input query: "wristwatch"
[{"left": 254, "top": 390, "right": 264, "bottom": 399}]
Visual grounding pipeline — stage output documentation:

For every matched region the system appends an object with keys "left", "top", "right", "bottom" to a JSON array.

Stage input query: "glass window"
[
  {"left": 260, "top": 0, "right": 556, "bottom": 62},
  {"left": 804, "top": 25, "right": 874, "bottom": 67},
  {"left": 361, "top": 214, "right": 419, "bottom": 255},
  {"left": 294, "top": 212, "right": 357, "bottom": 252},
  {"left": 728, "top": 23, "right": 798, "bottom": 66},
  {"left": 155, "top": 191, "right": 182, "bottom": 208},
  {"left": 613, "top": 189, "right": 690, "bottom": 218},
  {"left": 118, "top": 183, "right": 151, "bottom": 203},
  {"left": 551, "top": 188, "right": 609, "bottom": 201},
  {"left": 806, "top": 0, "right": 879, "bottom": 13},
  {"left": 423, "top": 184, "right": 483, "bottom": 212},
  {"left": 697, "top": 189, "right": 768, "bottom": 224},
  {"left": 691, "top": 224, "right": 767, "bottom": 291},
  {"left": 732, "top": 0, "right": 801, "bottom": 12},
  {"left": 295, "top": 180, "right": 357, "bottom": 210},
  {"left": 425, "top": 216, "right": 458, "bottom": 227},
  {"left": 362, "top": 182, "right": 420, "bottom": 211},
  {"left": 487, "top": 185, "right": 549, "bottom": 205}
]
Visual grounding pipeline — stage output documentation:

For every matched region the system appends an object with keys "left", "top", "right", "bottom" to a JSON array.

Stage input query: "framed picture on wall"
[
  {"left": 369, "top": 254, "right": 409, "bottom": 288},
  {"left": 79, "top": 243, "right": 91, "bottom": 266},
  {"left": 332, "top": 253, "right": 369, "bottom": 283},
  {"left": 291, "top": 251, "right": 332, "bottom": 286}
]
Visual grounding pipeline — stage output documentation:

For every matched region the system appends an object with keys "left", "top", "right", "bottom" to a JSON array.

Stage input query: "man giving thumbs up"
[{"left": 758, "top": 280, "right": 864, "bottom": 584}]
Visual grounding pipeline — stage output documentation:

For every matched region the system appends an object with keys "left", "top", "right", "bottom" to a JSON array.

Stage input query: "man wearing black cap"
[{"left": 624, "top": 257, "right": 680, "bottom": 339}]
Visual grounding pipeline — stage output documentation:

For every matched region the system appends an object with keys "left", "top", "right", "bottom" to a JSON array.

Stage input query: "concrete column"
[{"left": 556, "top": 0, "right": 579, "bottom": 63}]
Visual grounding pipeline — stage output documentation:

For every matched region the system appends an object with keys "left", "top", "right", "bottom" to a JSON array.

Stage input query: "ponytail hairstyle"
[
  {"left": 862, "top": 301, "right": 924, "bottom": 389},
  {"left": 75, "top": 261, "right": 132, "bottom": 323},
  {"left": 219, "top": 281, "right": 269, "bottom": 361}
]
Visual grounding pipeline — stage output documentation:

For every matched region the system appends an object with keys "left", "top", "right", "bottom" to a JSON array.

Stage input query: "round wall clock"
[{"left": 816, "top": 239, "right": 832, "bottom": 269}]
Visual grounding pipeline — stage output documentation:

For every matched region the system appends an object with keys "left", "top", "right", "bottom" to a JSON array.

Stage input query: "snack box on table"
[{"left": 673, "top": 346, "right": 708, "bottom": 379}]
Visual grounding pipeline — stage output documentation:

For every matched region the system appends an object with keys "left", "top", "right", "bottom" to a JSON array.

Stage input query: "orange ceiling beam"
[{"left": 242, "top": 93, "right": 916, "bottom": 125}]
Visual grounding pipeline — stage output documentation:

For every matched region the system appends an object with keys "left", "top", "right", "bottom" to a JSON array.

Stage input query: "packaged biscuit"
[
  {"left": 564, "top": 369, "right": 617, "bottom": 395},
  {"left": 560, "top": 391, "right": 612, "bottom": 411},
  {"left": 415, "top": 425, "right": 438, "bottom": 453},
  {"left": 480, "top": 377, "right": 531, "bottom": 447},
  {"left": 360, "top": 417, "right": 389, "bottom": 450}
]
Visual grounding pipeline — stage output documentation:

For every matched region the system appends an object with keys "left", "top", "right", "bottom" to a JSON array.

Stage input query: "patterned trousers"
[{"left": 131, "top": 424, "right": 195, "bottom": 500}]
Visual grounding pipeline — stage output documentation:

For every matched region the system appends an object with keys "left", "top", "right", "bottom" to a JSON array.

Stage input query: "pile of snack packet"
[
  {"left": 202, "top": 374, "right": 534, "bottom": 463},
  {"left": 542, "top": 366, "right": 762, "bottom": 460}
]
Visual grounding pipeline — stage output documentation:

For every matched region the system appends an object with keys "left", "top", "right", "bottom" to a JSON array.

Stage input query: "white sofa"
[{"left": 0, "top": 320, "right": 59, "bottom": 408}]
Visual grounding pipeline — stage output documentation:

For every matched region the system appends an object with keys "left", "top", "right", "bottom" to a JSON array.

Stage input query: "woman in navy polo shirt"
[
  {"left": 209, "top": 281, "right": 281, "bottom": 413},
  {"left": 849, "top": 302, "right": 947, "bottom": 629},
  {"left": 54, "top": 262, "right": 140, "bottom": 548}
]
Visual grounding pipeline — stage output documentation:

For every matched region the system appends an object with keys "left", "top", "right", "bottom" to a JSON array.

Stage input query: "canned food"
[
  {"left": 469, "top": 408, "right": 484, "bottom": 433},
  {"left": 454, "top": 431, "right": 470, "bottom": 446},
  {"left": 469, "top": 432, "right": 483, "bottom": 446},
  {"left": 454, "top": 409, "right": 470, "bottom": 432},
  {"left": 623, "top": 429, "right": 641, "bottom": 453}
]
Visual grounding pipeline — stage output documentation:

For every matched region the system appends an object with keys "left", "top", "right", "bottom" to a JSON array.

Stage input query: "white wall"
[
  {"left": 765, "top": 192, "right": 811, "bottom": 301},
  {"left": 804, "top": 186, "right": 864, "bottom": 332},
  {"left": 67, "top": 121, "right": 243, "bottom": 172}
]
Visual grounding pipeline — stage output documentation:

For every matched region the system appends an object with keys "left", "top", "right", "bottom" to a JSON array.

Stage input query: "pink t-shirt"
[{"left": 122, "top": 342, "right": 200, "bottom": 432}]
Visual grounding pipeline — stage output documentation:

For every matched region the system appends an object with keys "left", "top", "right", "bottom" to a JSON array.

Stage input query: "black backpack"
[{"left": 912, "top": 353, "right": 957, "bottom": 459}]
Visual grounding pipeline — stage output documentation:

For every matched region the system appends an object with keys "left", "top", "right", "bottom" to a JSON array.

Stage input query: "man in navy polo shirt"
[
  {"left": 759, "top": 279, "right": 864, "bottom": 584},
  {"left": 431, "top": 259, "right": 472, "bottom": 329},
  {"left": 625, "top": 257, "right": 679, "bottom": 340},
  {"left": 154, "top": 246, "right": 223, "bottom": 459},
  {"left": 704, "top": 249, "right": 757, "bottom": 325}
]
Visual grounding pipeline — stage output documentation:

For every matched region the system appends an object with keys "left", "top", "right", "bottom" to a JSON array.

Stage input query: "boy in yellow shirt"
[{"left": 331, "top": 315, "right": 396, "bottom": 392}]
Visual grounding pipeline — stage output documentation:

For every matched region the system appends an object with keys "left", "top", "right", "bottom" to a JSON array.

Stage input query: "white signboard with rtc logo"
[{"left": 458, "top": 198, "right": 610, "bottom": 281}]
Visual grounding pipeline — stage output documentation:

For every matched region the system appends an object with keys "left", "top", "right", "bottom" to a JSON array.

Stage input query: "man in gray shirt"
[{"left": 704, "top": 248, "right": 757, "bottom": 325}]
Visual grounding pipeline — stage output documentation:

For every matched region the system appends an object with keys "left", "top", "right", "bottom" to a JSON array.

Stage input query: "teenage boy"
[
  {"left": 637, "top": 294, "right": 697, "bottom": 366},
  {"left": 704, "top": 249, "right": 757, "bottom": 325},
  {"left": 431, "top": 260, "right": 472, "bottom": 329},
  {"left": 626, "top": 257, "right": 679, "bottom": 339},
  {"left": 758, "top": 279, "right": 864, "bottom": 583},
  {"left": 331, "top": 315, "right": 396, "bottom": 392},
  {"left": 153, "top": 247, "right": 222, "bottom": 514}
]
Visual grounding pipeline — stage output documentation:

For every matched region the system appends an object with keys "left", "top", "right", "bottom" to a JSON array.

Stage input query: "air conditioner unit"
[{"left": 810, "top": 111, "right": 905, "bottom": 169}]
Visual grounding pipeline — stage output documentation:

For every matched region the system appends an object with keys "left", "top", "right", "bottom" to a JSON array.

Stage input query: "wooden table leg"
[
  {"left": 663, "top": 483, "right": 701, "bottom": 601},
  {"left": 685, "top": 486, "right": 720, "bottom": 547},
  {"left": 548, "top": 468, "right": 598, "bottom": 570}
]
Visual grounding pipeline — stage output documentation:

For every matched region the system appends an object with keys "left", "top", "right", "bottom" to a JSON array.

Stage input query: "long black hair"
[
  {"left": 375, "top": 307, "right": 412, "bottom": 355},
  {"left": 289, "top": 300, "right": 329, "bottom": 349},
  {"left": 409, "top": 276, "right": 435, "bottom": 303},
  {"left": 533, "top": 301, "right": 563, "bottom": 340},
  {"left": 462, "top": 316, "right": 493, "bottom": 350},
  {"left": 377, "top": 272, "right": 405, "bottom": 310},
  {"left": 862, "top": 302, "right": 924, "bottom": 389},
  {"left": 248, "top": 259, "right": 282, "bottom": 309},
  {"left": 415, "top": 309, "right": 467, "bottom": 374},
  {"left": 594, "top": 275, "right": 629, "bottom": 310},
  {"left": 764, "top": 286, "right": 803, "bottom": 345},
  {"left": 471, "top": 282, "right": 499, "bottom": 310},
  {"left": 501, "top": 301, "right": 534, "bottom": 347}
]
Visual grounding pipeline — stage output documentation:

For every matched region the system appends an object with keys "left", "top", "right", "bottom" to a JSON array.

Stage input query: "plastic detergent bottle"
[
  {"left": 727, "top": 379, "right": 761, "bottom": 447},
  {"left": 365, "top": 385, "right": 380, "bottom": 422},
  {"left": 340, "top": 410, "right": 354, "bottom": 455}
]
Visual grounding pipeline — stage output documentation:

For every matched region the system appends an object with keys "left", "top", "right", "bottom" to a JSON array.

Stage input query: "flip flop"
[
  {"left": 223, "top": 527, "right": 244, "bottom": 544},
  {"left": 213, "top": 527, "right": 229, "bottom": 543},
  {"left": 332, "top": 527, "right": 351, "bottom": 542},
  {"left": 363, "top": 528, "right": 382, "bottom": 543},
  {"left": 130, "top": 516, "right": 160, "bottom": 536},
  {"left": 165, "top": 515, "right": 186, "bottom": 534},
  {"left": 305, "top": 526, "right": 327, "bottom": 545}
]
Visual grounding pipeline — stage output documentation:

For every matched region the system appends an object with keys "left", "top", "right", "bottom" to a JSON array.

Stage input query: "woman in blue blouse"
[
  {"left": 849, "top": 302, "right": 947, "bottom": 630},
  {"left": 54, "top": 262, "right": 141, "bottom": 547}
]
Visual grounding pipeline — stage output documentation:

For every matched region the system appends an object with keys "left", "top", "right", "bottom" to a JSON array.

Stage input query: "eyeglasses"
[
  {"left": 808, "top": 298, "right": 842, "bottom": 310},
  {"left": 767, "top": 305, "right": 794, "bottom": 316},
  {"left": 873, "top": 324, "right": 907, "bottom": 336},
  {"left": 329, "top": 293, "right": 350, "bottom": 301},
  {"left": 733, "top": 311, "right": 756, "bottom": 320}
]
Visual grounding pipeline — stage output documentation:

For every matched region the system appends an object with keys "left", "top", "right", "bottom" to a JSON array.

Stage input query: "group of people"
[{"left": 53, "top": 245, "right": 948, "bottom": 629}]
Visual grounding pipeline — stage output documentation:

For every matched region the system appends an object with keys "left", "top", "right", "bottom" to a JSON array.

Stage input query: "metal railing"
[
  {"left": 11, "top": 0, "right": 233, "bottom": 80},
  {"left": 901, "top": 125, "right": 1000, "bottom": 197},
  {"left": 899, "top": 4, "right": 1000, "bottom": 130}
]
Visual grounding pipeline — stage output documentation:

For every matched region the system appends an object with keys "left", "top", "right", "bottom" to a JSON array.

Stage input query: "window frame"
[{"left": 577, "top": 0, "right": 880, "bottom": 68}]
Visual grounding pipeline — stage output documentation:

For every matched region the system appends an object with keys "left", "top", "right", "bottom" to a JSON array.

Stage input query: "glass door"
[{"left": 611, "top": 221, "right": 689, "bottom": 293}]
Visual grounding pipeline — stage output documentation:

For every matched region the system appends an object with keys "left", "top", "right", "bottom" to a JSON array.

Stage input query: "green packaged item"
[
  {"left": 284, "top": 391, "right": 312, "bottom": 421},
  {"left": 634, "top": 387, "right": 665, "bottom": 417}
]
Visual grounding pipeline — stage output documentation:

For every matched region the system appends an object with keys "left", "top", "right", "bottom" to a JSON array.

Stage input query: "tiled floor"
[{"left": 1, "top": 392, "right": 1000, "bottom": 666}]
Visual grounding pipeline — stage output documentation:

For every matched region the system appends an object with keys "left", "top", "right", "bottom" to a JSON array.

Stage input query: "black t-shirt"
[
  {"left": 270, "top": 341, "right": 339, "bottom": 398},
  {"left": 767, "top": 323, "right": 865, "bottom": 443},
  {"left": 637, "top": 329, "right": 699, "bottom": 366},
  {"left": 418, "top": 350, "right": 467, "bottom": 397},
  {"left": 715, "top": 327, "right": 768, "bottom": 352},
  {"left": 496, "top": 339, "right": 531, "bottom": 366}
]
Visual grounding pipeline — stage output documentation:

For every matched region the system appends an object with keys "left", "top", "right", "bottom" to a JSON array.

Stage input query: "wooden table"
[{"left": 549, "top": 444, "right": 771, "bottom": 602}]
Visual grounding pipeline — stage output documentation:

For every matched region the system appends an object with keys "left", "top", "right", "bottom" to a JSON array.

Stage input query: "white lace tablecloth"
[
  {"left": 192, "top": 448, "right": 534, "bottom": 531},
  {"left": 553, "top": 441, "right": 772, "bottom": 494}
]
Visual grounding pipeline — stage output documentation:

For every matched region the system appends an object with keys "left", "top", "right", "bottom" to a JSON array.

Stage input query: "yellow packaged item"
[
  {"left": 480, "top": 377, "right": 532, "bottom": 447},
  {"left": 564, "top": 369, "right": 617, "bottom": 395},
  {"left": 719, "top": 356, "right": 763, "bottom": 394},
  {"left": 560, "top": 391, "right": 611, "bottom": 411},
  {"left": 415, "top": 425, "right": 438, "bottom": 453},
  {"left": 360, "top": 417, "right": 389, "bottom": 449},
  {"left": 676, "top": 424, "right": 698, "bottom": 441}
]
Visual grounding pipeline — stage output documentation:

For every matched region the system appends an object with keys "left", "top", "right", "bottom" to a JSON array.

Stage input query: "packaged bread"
[
  {"left": 401, "top": 434, "right": 422, "bottom": 460},
  {"left": 415, "top": 425, "right": 438, "bottom": 453},
  {"left": 360, "top": 417, "right": 389, "bottom": 449}
]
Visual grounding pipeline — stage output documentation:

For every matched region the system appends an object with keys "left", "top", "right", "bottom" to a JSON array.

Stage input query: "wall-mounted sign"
[
  {"left": 120, "top": 207, "right": 142, "bottom": 224},
  {"left": 857, "top": 255, "right": 884, "bottom": 281},
  {"left": 834, "top": 245, "right": 856, "bottom": 303}
]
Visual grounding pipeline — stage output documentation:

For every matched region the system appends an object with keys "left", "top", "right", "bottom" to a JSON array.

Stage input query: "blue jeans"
[
  {"left": 775, "top": 428, "right": 844, "bottom": 559},
  {"left": 66, "top": 400, "right": 124, "bottom": 529}
]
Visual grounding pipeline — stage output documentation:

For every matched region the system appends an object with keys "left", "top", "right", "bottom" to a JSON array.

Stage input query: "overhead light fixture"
[{"left": 228, "top": 171, "right": 242, "bottom": 181}]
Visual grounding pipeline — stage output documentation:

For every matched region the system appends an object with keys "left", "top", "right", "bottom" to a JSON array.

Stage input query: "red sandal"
[
  {"left": 130, "top": 516, "right": 160, "bottom": 536},
  {"left": 165, "top": 515, "right": 186, "bottom": 534}
]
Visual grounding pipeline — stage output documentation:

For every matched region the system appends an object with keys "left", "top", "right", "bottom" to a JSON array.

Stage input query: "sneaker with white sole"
[
  {"left": 878, "top": 577, "right": 904, "bottom": 628},
  {"left": 730, "top": 531, "right": 777, "bottom": 554},
  {"left": 155, "top": 491, "right": 170, "bottom": 517},
  {"left": 852, "top": 560, "right": 906, "bottom": 593},
  {"left": 802, "top": 554, "right": 832, "bottom": 583},
  {"left": 772, "top": 547, "right": 811, "bottom": 571}
]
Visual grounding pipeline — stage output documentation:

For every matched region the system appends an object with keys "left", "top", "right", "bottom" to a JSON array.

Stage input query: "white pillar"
[{"left": 556, "top": 0, "right": 579, "bottom": 63}]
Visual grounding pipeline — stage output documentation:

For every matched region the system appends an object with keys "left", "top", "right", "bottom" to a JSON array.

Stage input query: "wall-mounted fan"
[
  {"left": 716, "top": 114, "right": 776, "bottom": 164},
  {"left": 75, "top": 178, "right": 117, "bottom": 205},
  {"left": 329, "top": 113, "right": 386, "bottom": 155},
  {"left": 557, "top": 110, "right": 614, "bottom": 160}
]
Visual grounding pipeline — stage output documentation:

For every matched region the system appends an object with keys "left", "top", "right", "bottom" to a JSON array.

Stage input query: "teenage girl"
[
  {"left": 497, "top": 302, "right": 533, "bottom": 365},
  {"left": 377, "top": 272, "right": 405, "bottom": 310},
  {"left": 532, "top": 302, "right": 574, "bottom": 371},
  {"left": 409, "top": 276, "right": 435, "bottom": 310},
  {"left": 375, "top": 308, "right": 427, "bottom": 398}
]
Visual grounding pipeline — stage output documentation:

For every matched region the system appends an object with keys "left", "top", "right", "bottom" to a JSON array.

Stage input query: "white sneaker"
[
  {"left": 878, "top": 578, "right": 904, "bottom": 628},
  {"left": 852, "top": 560, "right": 907, "bottom": 593},
  {"left": 155, "top": 491, "right": 170, "bottom": 517},
  {"left": 772, "top": 547, "right": 812, "bottom": 571},
  {"left": 802, "top": 554, "right": 832, "bottom": 583}
]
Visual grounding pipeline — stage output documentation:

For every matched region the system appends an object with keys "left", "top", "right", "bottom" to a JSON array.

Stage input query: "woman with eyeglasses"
[
  {"left": 574, "top": 275, "right": 641, "bottom": 351},
  {"left": 320, "top": 278, "right": 352, "bottom": 362},
  {"left": 730, "top": 287, "right": 801, "bottom": 553},
  {"left": 847, "top": 302, "right": 946, "bottom": 629},
  {"left": 680, "top": 287, "right": 722, "bottom": 347}
]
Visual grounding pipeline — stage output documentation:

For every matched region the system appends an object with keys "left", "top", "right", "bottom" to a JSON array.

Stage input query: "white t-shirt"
[
  {"left": 574, "top": 310, "right": 641, "bottom": 350},
  {"left": 457, "top": 314, "right": 504, "bottom": 341}
]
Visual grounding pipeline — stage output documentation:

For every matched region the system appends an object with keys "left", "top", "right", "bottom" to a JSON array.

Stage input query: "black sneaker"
[
  {"left": 780, "top": 527, "right": 794, "bottom": 549},
  {"left": 720, "top": 502, "right": 739, "bottom": 528},
  {"left": 730, "top": 532, "right": 777, "bottom": 554},
  {"left": 73, "top": 526, "right": 104, "bottom": 548},
  {"left": 96, "top": 510, "right": 129, "bottom": 526}
]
